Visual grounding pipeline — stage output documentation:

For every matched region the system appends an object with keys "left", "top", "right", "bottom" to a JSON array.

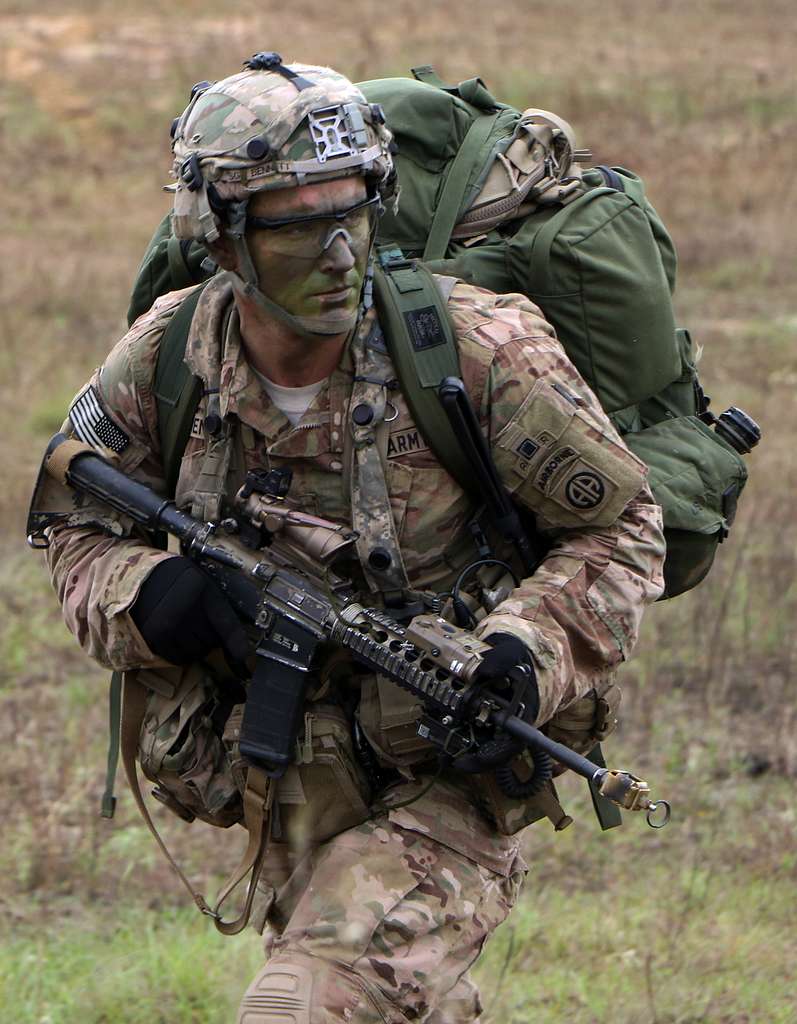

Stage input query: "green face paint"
[
  {"left": 243, "top": 178, "right": 373, "bottom": 336},
  {"left": 248, "top": 239, "right": 368, "bottom": 329},
  {"left": 234, "top": 176, "right": 374, "bottom": 335}
]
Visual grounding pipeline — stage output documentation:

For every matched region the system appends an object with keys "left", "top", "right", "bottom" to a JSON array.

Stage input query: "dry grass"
[{"left": 1, "top": 2, "right": 796, "bottom": 1021}]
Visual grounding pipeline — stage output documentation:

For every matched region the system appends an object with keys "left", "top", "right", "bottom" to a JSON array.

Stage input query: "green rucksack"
[{"left": 128, "top": 67, "right": 758, "bottom": 599}]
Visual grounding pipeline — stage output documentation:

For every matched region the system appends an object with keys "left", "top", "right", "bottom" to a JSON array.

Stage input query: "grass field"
[{"left": 1, "top": 2, "right": 795, "bottom": 1021}]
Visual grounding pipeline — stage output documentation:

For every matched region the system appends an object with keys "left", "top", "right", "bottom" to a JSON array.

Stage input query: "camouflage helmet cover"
[{"left": 170, "top": 56, "right": 396, "bottom": 242}]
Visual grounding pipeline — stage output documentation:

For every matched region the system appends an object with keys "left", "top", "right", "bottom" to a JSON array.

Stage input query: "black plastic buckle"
[
  {"left": 180, "top": 153, "right": 203, "bottom": 192},
  {"left": 190, "top": 80, "right": 212, "bottom": 99},
  {"left": 694, "top": 380, "right": 714, "bottom": 420}
]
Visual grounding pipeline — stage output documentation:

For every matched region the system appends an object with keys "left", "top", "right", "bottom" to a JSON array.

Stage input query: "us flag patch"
[{"left": 69, "top": 387, "right": 130, "bottom": 454}]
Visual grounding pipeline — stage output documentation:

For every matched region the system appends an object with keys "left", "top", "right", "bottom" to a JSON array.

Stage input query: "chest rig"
[
  {"left": 344, "top": 317, "right": 410, "bottom": 602},
  {"left": 181, "top": 331, "right": 418, "bottom": 607}
]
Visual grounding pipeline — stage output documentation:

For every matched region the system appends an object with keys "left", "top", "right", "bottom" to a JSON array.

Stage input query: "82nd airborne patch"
[{"left": 564, "top": 470, "right": 606, "bottom": 510}]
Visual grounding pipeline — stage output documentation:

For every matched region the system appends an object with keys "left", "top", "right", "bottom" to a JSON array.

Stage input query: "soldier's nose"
[{"left": 318, "top": 229, "right": 356, "bottom": 273}]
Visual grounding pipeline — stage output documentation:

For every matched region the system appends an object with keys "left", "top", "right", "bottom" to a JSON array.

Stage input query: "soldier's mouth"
[{"left": 314, "top": 286, "right": 353, "bottom": 303}]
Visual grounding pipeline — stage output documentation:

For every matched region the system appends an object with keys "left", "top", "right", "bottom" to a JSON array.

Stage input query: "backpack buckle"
[{"left": 377, "top": 246, "right": 413, "bottom": 272}]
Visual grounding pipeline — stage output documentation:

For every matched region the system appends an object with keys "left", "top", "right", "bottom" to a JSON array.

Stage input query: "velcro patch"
[
  {"left": 387, "top": 427, "right": 431, "bottom": 459},
  {"left": 404, "top": 306, "right": 446, "bottom": 351},
  {"left": 492, "top": 378, "right": 647, "bottom": 527},
  {"left": 535, "top": 445, "right": 578, "bottom": 492},
  {"left": 190, "top": 412, "right": 205, "bottom": 440},
  {"left": 69, "top": 387, "right": 129, "bottom": 453},
  {"left": 563, "top": 469, "right": 606, "bottom": 510}
]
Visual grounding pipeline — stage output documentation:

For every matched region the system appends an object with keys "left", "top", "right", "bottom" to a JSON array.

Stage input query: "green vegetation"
[
  {"left": 1, "top": 909, "right": 263, "bottom": 1024},
  {"left": 1, "top": 2, "right": 795, "bottom": 1021}
]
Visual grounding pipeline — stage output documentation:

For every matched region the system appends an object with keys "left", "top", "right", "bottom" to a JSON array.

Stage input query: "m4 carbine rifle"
[{"left": 30, "top": 434, "right": 670, "bottom": 828}]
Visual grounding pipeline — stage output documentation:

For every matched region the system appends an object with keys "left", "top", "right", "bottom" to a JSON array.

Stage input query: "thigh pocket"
[
  {"left": 274, "top": 704, "right": 372, "bottom": 847},
  {"left": 278, "top": 822, "right": 438, "bottom": 966}
]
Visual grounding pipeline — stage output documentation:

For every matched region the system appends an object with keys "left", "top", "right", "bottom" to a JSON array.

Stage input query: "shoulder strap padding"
[
  {"left": 373, "top": 254, "right": 475, "bottom": 494},
  {"left": 154, "top": 284, "right": 207, "bottom": 497}
]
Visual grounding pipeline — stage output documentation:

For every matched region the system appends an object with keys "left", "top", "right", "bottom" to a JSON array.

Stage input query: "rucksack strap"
[
  {"left": 154, "top": 284, "right": 207, "bottom": 496},
  {"left": 373, "top": 254, "right": 474, "bottom": 493},
  {"left": 167, "top": 235, "right": 202, "bottom": 291},
  {"left": 422, "top": 109, "right": 503, "bottom": 261},
  {"left": 411, "top": 65, "right": 503, "bottom": 112},
  {"left": 411, "top": 64, "right": 457, "bottom": 92}
]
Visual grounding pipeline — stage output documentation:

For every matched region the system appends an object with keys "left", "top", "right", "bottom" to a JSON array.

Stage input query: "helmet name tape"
[{"left": 308, "top": 104, "right": 369, "bottom": 164}]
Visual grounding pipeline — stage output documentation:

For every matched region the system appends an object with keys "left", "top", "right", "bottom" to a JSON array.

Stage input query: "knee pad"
[
  {"left": 238, "top": 957, "right": 314, "bottom": 1024},
  {"left": 237, "top": 950, "right": 406, "bottom": 1024}
]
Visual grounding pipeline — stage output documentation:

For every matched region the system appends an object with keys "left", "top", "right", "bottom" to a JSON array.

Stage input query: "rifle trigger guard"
[{"left": 646, "top": 800, "right": 671, "bottom": 829}]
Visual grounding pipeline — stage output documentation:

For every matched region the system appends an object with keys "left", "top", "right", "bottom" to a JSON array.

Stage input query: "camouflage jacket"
[{"left": 46, "top": 273, "right": 665, "bottom": 728}]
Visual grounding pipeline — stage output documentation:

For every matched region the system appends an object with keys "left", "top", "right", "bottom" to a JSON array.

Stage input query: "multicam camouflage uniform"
[
  {"left": 42, "top": 58, "right": 665, "bottom": 1024},
  {"left": 46, "top": 271, "right": 664, "bottom": 1021}
]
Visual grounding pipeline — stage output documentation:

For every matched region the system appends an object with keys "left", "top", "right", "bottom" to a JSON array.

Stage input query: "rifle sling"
[
  {"left": 119, "top": 671, "right": 273, "bottom": 933},
  {"left": 585, "top": 742, "right": 623, "bottom": 830},
  {"left": 100, "top": 670, "right": 123, "bottom": 819}
]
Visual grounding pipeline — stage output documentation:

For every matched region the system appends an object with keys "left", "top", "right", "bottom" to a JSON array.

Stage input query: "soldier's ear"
[{"left": 206, "top": 234, "right": 238, "bottom": 273}]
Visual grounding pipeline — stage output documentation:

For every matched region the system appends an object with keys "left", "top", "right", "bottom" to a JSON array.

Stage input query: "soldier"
[{"left": 40, "top": 57, "right": 665, "bottom": 1022}]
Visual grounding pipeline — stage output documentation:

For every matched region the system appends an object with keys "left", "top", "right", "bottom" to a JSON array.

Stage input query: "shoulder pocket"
[{"left": 493, "top": 379, "right": 646, "bottom": 527}]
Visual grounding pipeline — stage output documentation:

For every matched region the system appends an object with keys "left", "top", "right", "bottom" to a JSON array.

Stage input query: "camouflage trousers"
[{"left": 239, "top": 780, "right": 526, "bottom": 1023}]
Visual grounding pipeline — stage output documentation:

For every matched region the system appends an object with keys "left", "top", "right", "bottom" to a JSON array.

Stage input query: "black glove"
[
  {"left": 130, "top": 556, "right": 250, "bottom": 674},
  {"left": 476, "top": 632, "right": 540, "bottom": 724},
  {"left": 452, "top": 633, "right": 540, "bottom": 774}
]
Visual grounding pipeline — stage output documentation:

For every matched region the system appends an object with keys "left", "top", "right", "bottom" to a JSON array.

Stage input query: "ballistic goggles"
[{"left": 245, "top": 194, "right": 380, "bottom": 257}]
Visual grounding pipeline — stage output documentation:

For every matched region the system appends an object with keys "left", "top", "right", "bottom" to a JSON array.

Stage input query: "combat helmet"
[{"left": 169, "top": 52, "right": 396, "bottom": 335}]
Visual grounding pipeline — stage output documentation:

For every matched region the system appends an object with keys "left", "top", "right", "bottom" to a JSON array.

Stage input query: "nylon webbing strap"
[
  {"left": 422, "top": 110, "right": 502, "bottom": 261},
  {"left": 595, "top": 165, "right": 626, "bottom": 193},
  {"left": 154, "top": 284, "right": 207, "bottom": 496},
  {"left": 212, "top": 767, "right": 274, "bottom": 936},
  {"left": 373, "top": 258, "right": 473, "bottom": 493},
  {"left": 166, "top": 236, "right": 198, "bottom": 291},
  {"left": 100, "top": 669, "right": 123, "bottom": 818},
  {"left": 119, "top": 672, "right": 274, "bottom": 932},
  {"left": 411, "top": 65, "right": 456, "bottom": 92},
  {"left": 119, "top": 673, "right": 217, "bottom": 915},
  {"left": 586, "top": 743, "right": 623, "bottom": 830}
]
